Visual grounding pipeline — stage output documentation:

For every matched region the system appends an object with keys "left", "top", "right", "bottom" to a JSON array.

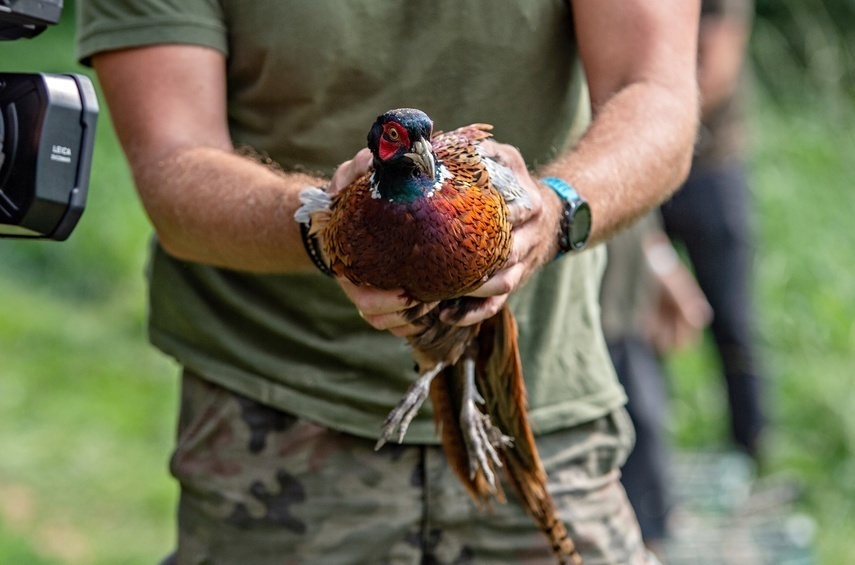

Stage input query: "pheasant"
[{"left": 296, "top": 108, "right": 582, "bottom": 565}]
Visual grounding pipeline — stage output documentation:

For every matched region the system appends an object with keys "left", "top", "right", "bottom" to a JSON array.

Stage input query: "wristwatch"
[{"left": 540, "top": 176, "right": 591, "bottom": 256}]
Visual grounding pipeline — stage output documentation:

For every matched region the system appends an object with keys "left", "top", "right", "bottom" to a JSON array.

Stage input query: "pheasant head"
[{"left": 366, "top": 108, "right": 439, "bottom": 202}]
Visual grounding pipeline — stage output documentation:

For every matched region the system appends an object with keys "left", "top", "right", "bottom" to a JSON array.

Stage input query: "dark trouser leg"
[
  {"left": 608, "top": 339, "right": 671, "bottom": 543},
  {"left": 660, "top": 162, "right": 765, "bottom": 454}
]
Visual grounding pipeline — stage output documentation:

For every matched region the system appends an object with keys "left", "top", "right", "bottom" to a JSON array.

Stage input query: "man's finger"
[
  {"left": 466, "top": 262, "right": 525, "bottom": 299},
  {"left": 338, "top": 279, "right": 411, "bottom": 315},
  {"left": 329, "top": 148, "right": 373, "bottom": 194},
  {"left": 441, "top": 295, "right": 508, "bottom": 327}
]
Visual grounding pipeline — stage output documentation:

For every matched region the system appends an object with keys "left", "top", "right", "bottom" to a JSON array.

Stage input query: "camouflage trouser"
[{"left": 165, "top": 370, "right": 650, "bottom": 565}]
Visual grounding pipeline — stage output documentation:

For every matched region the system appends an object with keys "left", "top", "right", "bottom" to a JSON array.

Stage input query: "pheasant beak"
[{"left": 404, "top": 137, "right": 436, "bottom": 181}]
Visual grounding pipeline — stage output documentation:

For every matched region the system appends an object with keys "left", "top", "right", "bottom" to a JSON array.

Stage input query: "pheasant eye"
[{"left": 386, "top": 127, "right": 400, "bottom": 141}]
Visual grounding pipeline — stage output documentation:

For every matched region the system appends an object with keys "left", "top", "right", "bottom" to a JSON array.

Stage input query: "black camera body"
[{"left": 0, "top": 0, "right": 99, "bottom": 240}]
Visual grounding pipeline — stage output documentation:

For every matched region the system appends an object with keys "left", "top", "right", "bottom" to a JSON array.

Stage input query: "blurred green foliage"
[
  {"left": 754, "top": 0, "right": 855, "bottom": 106},
  {"left": 668, "top": 97, "right": 855, "bottom": 563},
  {"left": 0, "top": 1, "right": 854, "bottom": 564}
]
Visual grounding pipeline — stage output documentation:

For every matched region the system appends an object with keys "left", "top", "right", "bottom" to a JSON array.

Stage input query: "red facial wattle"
[{"left": 378, "top": 122, "right": 411, "bottom": 161}]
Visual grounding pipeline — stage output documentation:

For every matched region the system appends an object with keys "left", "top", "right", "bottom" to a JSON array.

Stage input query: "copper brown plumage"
[
  {"left": 323, "top": 122, "right": 509, "bottom": 302},
  {"left": 296, "top": 108, "right": 582, "bottom": 565}
]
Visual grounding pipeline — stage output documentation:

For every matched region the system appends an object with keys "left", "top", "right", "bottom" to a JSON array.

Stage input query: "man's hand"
[
  {"left": 327, "top": 148, "right": 373, "bottom": 195},
  {"left": 447, "top": 140, "right": 563, "bottom": 327},
  {"left": 643, "top": 237, "right": 713, "bottom": 353},
  {"left": 338, "top": 280, "right": 439, "bottom": 337}
]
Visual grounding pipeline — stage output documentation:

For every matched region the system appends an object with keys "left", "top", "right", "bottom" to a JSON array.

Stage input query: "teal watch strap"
[
  {"left": 540, "top": 176, "right": 592, "bottom": 258},
  {"left": 541, "top": 176, "right": 582, "bottom": 202}
]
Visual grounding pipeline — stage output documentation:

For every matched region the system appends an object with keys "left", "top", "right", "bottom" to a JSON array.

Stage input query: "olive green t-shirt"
[{"left": 77, "top": 0, "right": 625, "bottom": 443}]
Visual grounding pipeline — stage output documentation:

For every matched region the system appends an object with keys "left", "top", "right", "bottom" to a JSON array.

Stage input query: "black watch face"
[{"left": 569, "top": 203, "right": 592, "bottom": 249}]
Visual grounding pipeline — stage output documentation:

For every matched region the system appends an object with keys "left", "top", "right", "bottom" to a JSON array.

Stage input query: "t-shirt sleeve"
[{"left": 76, "top": 0, "right": 228, "bottom": 66}]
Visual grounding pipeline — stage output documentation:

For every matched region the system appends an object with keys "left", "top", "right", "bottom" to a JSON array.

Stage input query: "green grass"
[
  {"left": 1, "top": 7, "right": 854, "bottom": 565},
  {"left": 754, "top": 99, "right": 855, "bottom": 565}
]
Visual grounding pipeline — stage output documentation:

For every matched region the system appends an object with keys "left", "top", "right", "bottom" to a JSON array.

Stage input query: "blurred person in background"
[
  {"left": 600, "top": 3, "right": 761, "bottom": 557},
  {"left": 661, "top": 0, "right": 766, "bottom": 459},
  {"left": 600, "top": 215, "right": 712, "bottom": 560}
]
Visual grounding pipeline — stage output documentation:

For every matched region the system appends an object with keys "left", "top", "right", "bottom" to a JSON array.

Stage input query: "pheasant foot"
[
  {"left": 375, "top": 362, "right": 444, "bottom": 450},
  {"left": 460, "top": 358, "right": 513, "bottom": 488}
]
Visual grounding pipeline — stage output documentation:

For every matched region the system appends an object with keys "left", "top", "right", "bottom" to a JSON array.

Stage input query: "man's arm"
[
  {"left": 462, "top": 0, "right": 701, "bottom": 322},
  {"left": 94, "top": 45, "right": 325, "bottom": 273},
  {"left": 539, "top": 0, "right": 701, "bottom": 244}
]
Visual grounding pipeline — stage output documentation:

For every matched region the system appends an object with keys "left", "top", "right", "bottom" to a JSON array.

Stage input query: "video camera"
[{"left": 0, "top": 0, "right": 98, "bottom": 240}]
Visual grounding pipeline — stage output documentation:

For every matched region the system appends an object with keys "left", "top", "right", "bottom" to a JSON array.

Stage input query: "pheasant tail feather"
[{"left": 477, "top": 307, "right": 583, "bottom": 565}]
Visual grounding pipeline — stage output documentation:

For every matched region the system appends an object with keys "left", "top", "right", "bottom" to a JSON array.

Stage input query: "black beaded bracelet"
[{"left": 299, "top": 221, "right": 334, "bottom": 277}]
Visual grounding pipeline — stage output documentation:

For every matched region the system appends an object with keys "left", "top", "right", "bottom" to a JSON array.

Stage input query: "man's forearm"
[
  {"left": 135, "top": 145, "right": 326, "bottom": 273},
  {"left": 542, "top": 0, "right": 700, "bottom": 246},
  {"left": 538, "top": 81, "right": 698, "bottom": 245},
  {"left": 93, "top": 45, "right": 330, "bottom": 274}
]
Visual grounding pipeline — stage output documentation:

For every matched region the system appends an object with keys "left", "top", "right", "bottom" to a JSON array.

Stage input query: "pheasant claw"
[
  {"left": 375, "top": 362, "right": 445, "bottom": 450},
  {"left": 462, "top": 402, "right": 499, "bottom": 486},
  {"left": 459, "top": 358, "right": 512, "bottom": 487}
]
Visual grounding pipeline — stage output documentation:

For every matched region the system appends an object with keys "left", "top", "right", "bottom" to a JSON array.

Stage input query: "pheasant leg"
[
  {"left": 375, "top": 361, "right": 445, "bottom": 450},
  {"left": 460, "top": 357, "right": 513, "bottom": 488}
]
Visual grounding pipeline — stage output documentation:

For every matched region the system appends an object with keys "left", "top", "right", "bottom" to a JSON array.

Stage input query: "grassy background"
[{"left": 1, "top": 3, "right": 854, "bottom": 564}]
